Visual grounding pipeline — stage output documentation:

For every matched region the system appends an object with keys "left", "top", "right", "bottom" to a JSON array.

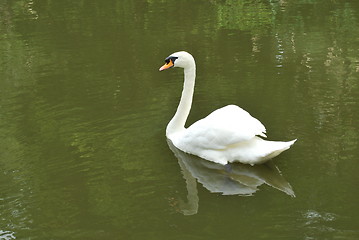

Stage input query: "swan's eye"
[{"left": 165, "top": 56, "right": 178, "bottom": 64}]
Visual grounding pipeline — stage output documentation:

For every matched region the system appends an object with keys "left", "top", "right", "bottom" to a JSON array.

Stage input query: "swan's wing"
[{"left": 182, "top": 105, "right": 267, "bottom": 149}]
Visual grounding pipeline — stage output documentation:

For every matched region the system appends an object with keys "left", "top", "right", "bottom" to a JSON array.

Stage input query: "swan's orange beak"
[{"left": 159, "top": 59, "right": 174, "bottom": 71}]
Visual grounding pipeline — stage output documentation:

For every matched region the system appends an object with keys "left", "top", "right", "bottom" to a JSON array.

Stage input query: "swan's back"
[
  {"left": 192, "top": 105, "right": 267, "bottom": 143},
  {"left": 175, "top": 105, "right": 266, "bottom": 148}
]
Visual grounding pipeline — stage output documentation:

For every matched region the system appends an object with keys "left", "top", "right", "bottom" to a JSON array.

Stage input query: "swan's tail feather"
[
  {"left": 282, "top": 139, "right": 297, "bottom": 150},
  {"left": 264, "top": 139, "right": 297, "bottom": 161}
]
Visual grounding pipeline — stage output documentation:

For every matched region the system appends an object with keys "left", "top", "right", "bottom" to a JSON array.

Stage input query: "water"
[{"left": 1, "top": 0, "right": 358, "bottom": 239}]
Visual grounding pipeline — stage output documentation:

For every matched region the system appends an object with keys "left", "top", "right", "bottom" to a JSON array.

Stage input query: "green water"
[{"left": 1, "top": 0, "right": 358, "bottom": 239}]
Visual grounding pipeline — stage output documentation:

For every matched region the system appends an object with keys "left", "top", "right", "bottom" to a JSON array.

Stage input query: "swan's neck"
[{"left": 166, "top": 65, "right": 196, "bottom": 137}]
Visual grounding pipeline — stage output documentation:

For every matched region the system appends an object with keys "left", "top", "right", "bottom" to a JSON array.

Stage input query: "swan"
[{"left": 159, "top": 51, "right": 296, "bottom": 165}]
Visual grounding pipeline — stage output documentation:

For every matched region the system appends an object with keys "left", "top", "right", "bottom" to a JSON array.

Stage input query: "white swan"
[{"left": 159, "top": 51, "right": 296, "bottom": 165}]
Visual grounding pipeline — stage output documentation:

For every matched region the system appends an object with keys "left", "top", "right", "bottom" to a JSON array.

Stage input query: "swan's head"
[{"left": 159, "top": 51, "right": 195, "bottom": 71}]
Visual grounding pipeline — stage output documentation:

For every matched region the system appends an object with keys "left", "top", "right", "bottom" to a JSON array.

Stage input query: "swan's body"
[{"left": 160, "top": 51, "right": 296, "bottom": 165}]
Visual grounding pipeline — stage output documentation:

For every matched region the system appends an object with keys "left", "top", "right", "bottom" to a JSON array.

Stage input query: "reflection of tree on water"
[{"left": 167, "top": 139, "right": 295, "bottom": 215}]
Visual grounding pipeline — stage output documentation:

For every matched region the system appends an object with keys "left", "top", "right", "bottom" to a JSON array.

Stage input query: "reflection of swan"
[
  {"left": 167, "top": 139, "right": 295, "bottom": 215},
  {"left": 160, "top": 51, "right": 296, "bottom": 165}
]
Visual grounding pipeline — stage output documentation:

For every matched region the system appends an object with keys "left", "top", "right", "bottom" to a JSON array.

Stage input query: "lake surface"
[{"left": 1, "top": 0, "right": 358, "bottom": 239}]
